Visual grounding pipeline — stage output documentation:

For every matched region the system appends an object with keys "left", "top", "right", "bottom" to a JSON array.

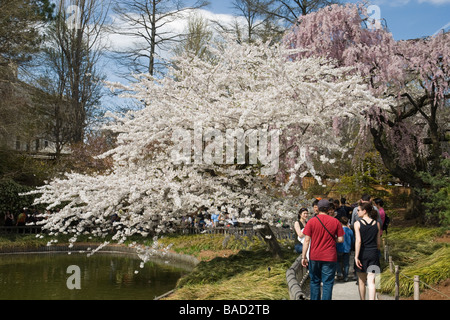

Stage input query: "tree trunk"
[
  {"left": 405, "top": 188, "right": 426, "bottom": 222},
  {"left": 369, "top": 121, "right": 428, "bottom": 222},
  {"left": 253, "top": 208, "right": 283, "bottom": 259},
  {"left": 149, "top": 0, "right": 156, "bottom": 76}
]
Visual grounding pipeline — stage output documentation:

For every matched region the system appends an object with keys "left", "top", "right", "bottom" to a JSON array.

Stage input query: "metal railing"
[
  {"left": 0, "top": 226, "right": 43, "bottom": 234},
  {"left": 174, "top": 225, "right": 295, "bottom": 239}
]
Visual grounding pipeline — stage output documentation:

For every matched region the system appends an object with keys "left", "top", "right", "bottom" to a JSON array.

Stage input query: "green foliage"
[
  {"left": 0, "top": 147, "right": 53, "bottom": 186},
  {"left": 35, "top": 0, "right": 56, "bottom": 21},
  {"left": 304, "top": 180, "right": 328, "bottom": 198},
  {"left": 335, "top": 172, "right": 391, "bottom": 198},
  {"left": 0, "top": 148, "right": 54, "bottom": 222},
  {"left": 334, "top": 151, "right": 392, "bottom": 198},
  {"left": 0, "top": 0, "right": 52, "bottom": 64},
  {"left": 0, "top": 179, "right": 36, "bottom": 216},
  {"left": 391, "top": 192, "right": 409, "bottom": 208},
  {"left": 418, "top": 158, "right": 450, "bottom": 226}
]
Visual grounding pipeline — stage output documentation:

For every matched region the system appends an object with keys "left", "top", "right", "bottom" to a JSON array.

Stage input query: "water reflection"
[{"left": 0, "top": 252, "right": 188, "bottom": 300}]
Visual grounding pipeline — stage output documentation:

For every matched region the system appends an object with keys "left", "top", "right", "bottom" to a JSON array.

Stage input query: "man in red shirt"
[{"left": 301, "top": 199, "right": 344, "bottom": 300}]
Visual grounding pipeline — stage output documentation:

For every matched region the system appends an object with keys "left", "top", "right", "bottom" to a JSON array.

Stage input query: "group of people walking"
[{"left": 294, "top": 195, "right": 386, "bottom": 300}]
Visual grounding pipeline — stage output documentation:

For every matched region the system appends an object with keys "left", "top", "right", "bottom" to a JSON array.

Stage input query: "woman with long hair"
[
  {"left": 354, "top": 201, "right": 381, "bottom": 300},
  {"left": 294, "top": 208, "right": 309, "bottom": 254}
]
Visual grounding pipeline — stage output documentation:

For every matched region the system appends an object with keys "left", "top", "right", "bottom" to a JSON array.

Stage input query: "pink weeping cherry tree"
[{"left": 284, "top": 3, "right": 450, "bottom": 222}]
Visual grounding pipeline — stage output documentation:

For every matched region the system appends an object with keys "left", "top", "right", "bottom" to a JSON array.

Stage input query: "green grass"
[
  {"left": 164, "top": 247, "right": 298, "bottom": 300},
  {"left": 385, "top": 226, "right": 445, "bottom": 242},
  {"left": 157, "top": 233, "right": 269, "bottom": 257},
  {"left": 0, "top": 234, "right": 47, "bottom": 251},
  {"left": 380, "top": 226, "right": 450, "bottom": 297},
  {"left": 155, "top": 233, "right": 299, "bottom": 300}
]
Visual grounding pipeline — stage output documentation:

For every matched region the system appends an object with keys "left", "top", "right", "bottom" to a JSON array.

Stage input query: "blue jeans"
[
  {"left": 308, "top": 260, "right": 337, "bottom": 300},
  {"left": 337, "top": 252, "right": 350, "bottom": 280},
  {"left": 295, "top": 243, "right": 303, "bottom": 254}
]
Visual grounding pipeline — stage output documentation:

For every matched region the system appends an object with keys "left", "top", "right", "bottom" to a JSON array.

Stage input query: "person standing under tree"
[
  {"left": 4, "top": 211, "right": 14, "bottom": 227},
  {"left": 354, "top": 202, "right": 381, "bottom": 300},
  {"left": 293, "top": 208, "right": 309, "bottom": 254},
  {"left": 373, "top": 198, "right": 386, "bottom": 235},
  {"left": 311, "top": 199, "right": 319, "bottom": 216},
  {"left": 16, "top": 209, "right": 27, "bottom": 234},
  {"left": 301, "top": 199, "right": 344, "bottom": 300},
  {"left": 4, "top": 211, "right": 14, "bottom": 233},
  {"left": 16, "top": 210, "right": 27, "bottom": 227}
]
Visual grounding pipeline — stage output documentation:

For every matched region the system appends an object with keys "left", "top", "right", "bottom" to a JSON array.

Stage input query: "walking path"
[
  {"left": 332, "top": 251, "right": 395, "bottom": 300},
  {"left": 332, "top": 279, "right": 395, "bottom": 300}
]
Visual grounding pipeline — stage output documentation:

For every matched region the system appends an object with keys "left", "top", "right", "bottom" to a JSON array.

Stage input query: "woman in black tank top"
[{"left": 354, "top": 202, "right": 381, "bottom": 300}]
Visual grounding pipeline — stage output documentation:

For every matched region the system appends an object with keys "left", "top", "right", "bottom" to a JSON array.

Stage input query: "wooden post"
[
  {"left": 389, "top": 256, "right": 393, "bottom": 273},
  {"left": 414, "top": 275, "right": 420, "bottom": 300},
  {"left": 395, "top": 265, "right": 400, "bottom": 300}
]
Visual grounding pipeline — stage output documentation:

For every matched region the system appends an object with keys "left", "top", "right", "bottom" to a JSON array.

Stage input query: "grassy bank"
[
  {"left": 157, "top": 234, "right": 298, "bottom": 300},
  {"left": 380, "top": 226, "right": 449, "bottom": 297},
  {"left": 164, "top": 248, "right": 297, "bottom": 300},
  {"left": 0, "top": 233, "right": 53, "bottom": 251}
]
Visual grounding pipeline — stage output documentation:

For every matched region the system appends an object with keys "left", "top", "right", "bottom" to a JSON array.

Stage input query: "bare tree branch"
[{"left": 110, "top": 0, "right": 209, "bottom": 76}]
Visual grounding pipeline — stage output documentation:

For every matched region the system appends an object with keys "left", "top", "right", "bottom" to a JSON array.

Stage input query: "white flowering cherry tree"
[{"left": 29, "top": 38, "right": 390, "bottom": 258}]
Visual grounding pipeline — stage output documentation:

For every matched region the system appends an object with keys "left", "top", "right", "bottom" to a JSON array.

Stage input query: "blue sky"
[
  {"left": 206, "top": 0, "right": 450, "bottom": 40},
  {"left": 99, "top": 0, "right": 449, "bottom": 111}
]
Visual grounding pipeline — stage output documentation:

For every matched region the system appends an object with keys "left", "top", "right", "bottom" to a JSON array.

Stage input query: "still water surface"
[{"left": 0, "top": 252, "right": 188, "bottom": 300}]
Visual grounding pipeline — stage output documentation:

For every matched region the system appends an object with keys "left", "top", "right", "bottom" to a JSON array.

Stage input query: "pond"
[{"left": 0, "top": 252, "right": 190, "bottom": 300}]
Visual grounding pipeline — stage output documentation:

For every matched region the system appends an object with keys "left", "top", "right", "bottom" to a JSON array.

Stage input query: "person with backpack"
[
  {"left": 374, "top": 198, "right": 389, "bottom": 235},
  {"left": 301, "top": 199, "right": 344, "bottom": 300}
]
